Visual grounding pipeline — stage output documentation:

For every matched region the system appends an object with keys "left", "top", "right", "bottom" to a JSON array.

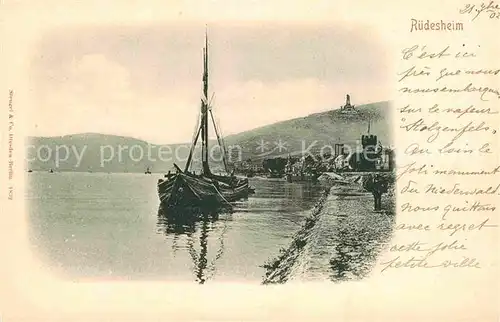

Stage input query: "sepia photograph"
[
  {"left": 25, "top": 23, "right": 396, "bottom": 284},
  {"left": 2, "top": 1, "right": 499, "bottom": 321}
]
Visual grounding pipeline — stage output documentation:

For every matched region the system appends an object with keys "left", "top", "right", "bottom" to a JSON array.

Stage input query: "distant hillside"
[
  {"left": 26, "top": 101, "right": 392, "bottom": 173},
  {"left": 26, "top": 133, "right": 211, "bottom": 173},
  {"left": 224, "top": 101, "right": 393, "bottom": 160}
]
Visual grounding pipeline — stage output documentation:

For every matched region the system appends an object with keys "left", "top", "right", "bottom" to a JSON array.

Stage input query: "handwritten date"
[{"left": 459, "top": 1, "right": 500, "bottom": 21}]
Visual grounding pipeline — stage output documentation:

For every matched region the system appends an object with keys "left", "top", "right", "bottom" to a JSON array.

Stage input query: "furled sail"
[{"left": 157, "top": 28, "right": 252, "bottom": 210}]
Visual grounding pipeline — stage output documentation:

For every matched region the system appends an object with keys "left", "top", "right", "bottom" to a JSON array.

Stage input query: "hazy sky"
[{"left": 29, "top": 23, "right": 390, "bottom": 144}]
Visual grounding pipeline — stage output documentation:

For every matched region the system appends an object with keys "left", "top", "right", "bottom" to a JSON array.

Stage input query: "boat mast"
[{"left": 201, "top": 29, "right": 211, "bottom": 175}]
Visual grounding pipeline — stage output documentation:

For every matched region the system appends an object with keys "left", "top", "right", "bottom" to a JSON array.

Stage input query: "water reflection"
[
  {"left": 29, "top": 172, "right": 330, "bottom": 281},
  {"left": 283, "top": 182, "right": 317, "bottom": 200},
  {"left": 156, "top": 206, "right": 228, "bottom": 284},
  {"left": 250, "top": 179, "right": 319, "bottom": 200},
  {"left": 232, "top": 179, "right": 323, "bottom": 214}
]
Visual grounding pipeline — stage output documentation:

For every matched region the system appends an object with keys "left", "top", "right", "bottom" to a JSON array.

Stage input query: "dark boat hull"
[{"left": 158, "top": 173, "right": 250, "bottom": 209}]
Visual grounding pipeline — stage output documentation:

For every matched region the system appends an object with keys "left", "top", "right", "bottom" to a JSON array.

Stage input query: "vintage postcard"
[{"left": 0, "top": 0, "right": 498, "bottom": 321}]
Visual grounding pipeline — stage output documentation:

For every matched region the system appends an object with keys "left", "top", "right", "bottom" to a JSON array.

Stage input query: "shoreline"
[
  {"left": 262, "top": 187, "right": 331, "bottom": 284},
  {"left": 262, "top": 175, "right": 396, "bottom": 284}
]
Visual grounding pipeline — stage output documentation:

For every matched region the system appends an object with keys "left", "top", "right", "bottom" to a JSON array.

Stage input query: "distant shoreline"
[
  {"left": 27, "top": 100, "right": 391, "bottom": 146},
  {"left": 26, "top": 101, "right": 393, "bottom": 173}
]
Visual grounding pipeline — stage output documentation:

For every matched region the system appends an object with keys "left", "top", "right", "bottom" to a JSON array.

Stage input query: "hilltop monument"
[{"left": 340, "top": 94, "right": 358, "bottom": 114}]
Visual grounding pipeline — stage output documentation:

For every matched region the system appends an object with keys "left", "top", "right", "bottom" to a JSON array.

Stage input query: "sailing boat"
[{"left": 157, "top": 31, "right": 251, "bottom": 210}]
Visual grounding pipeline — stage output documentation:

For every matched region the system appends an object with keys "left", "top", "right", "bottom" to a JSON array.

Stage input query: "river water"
[{"left": 27, "top": 172, "right": 324, "bottom": 283}]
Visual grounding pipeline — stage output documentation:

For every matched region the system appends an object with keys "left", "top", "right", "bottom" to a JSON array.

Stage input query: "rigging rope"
[
  {"left": 185, "top": 107, "right": 203, "bottom": 172},
  {"left": 208, "top": 96, "right": 230, "bottom": 174},
  {"left": 214, "top": 112, "right": 229, "bottom": 160},
  {"left": 213, "top": 100, "right": 231, "bottom": 170},
  {"left": 209, "top": 109, "right": 230, "bottom": 173},
  {"left": 211, "top": 182, "right": 233, "bottom": 207}
]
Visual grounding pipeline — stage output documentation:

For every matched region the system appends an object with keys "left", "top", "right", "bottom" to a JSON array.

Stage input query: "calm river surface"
[{"left": 27, "top": 172, "right": 324, "bottom": 283}]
